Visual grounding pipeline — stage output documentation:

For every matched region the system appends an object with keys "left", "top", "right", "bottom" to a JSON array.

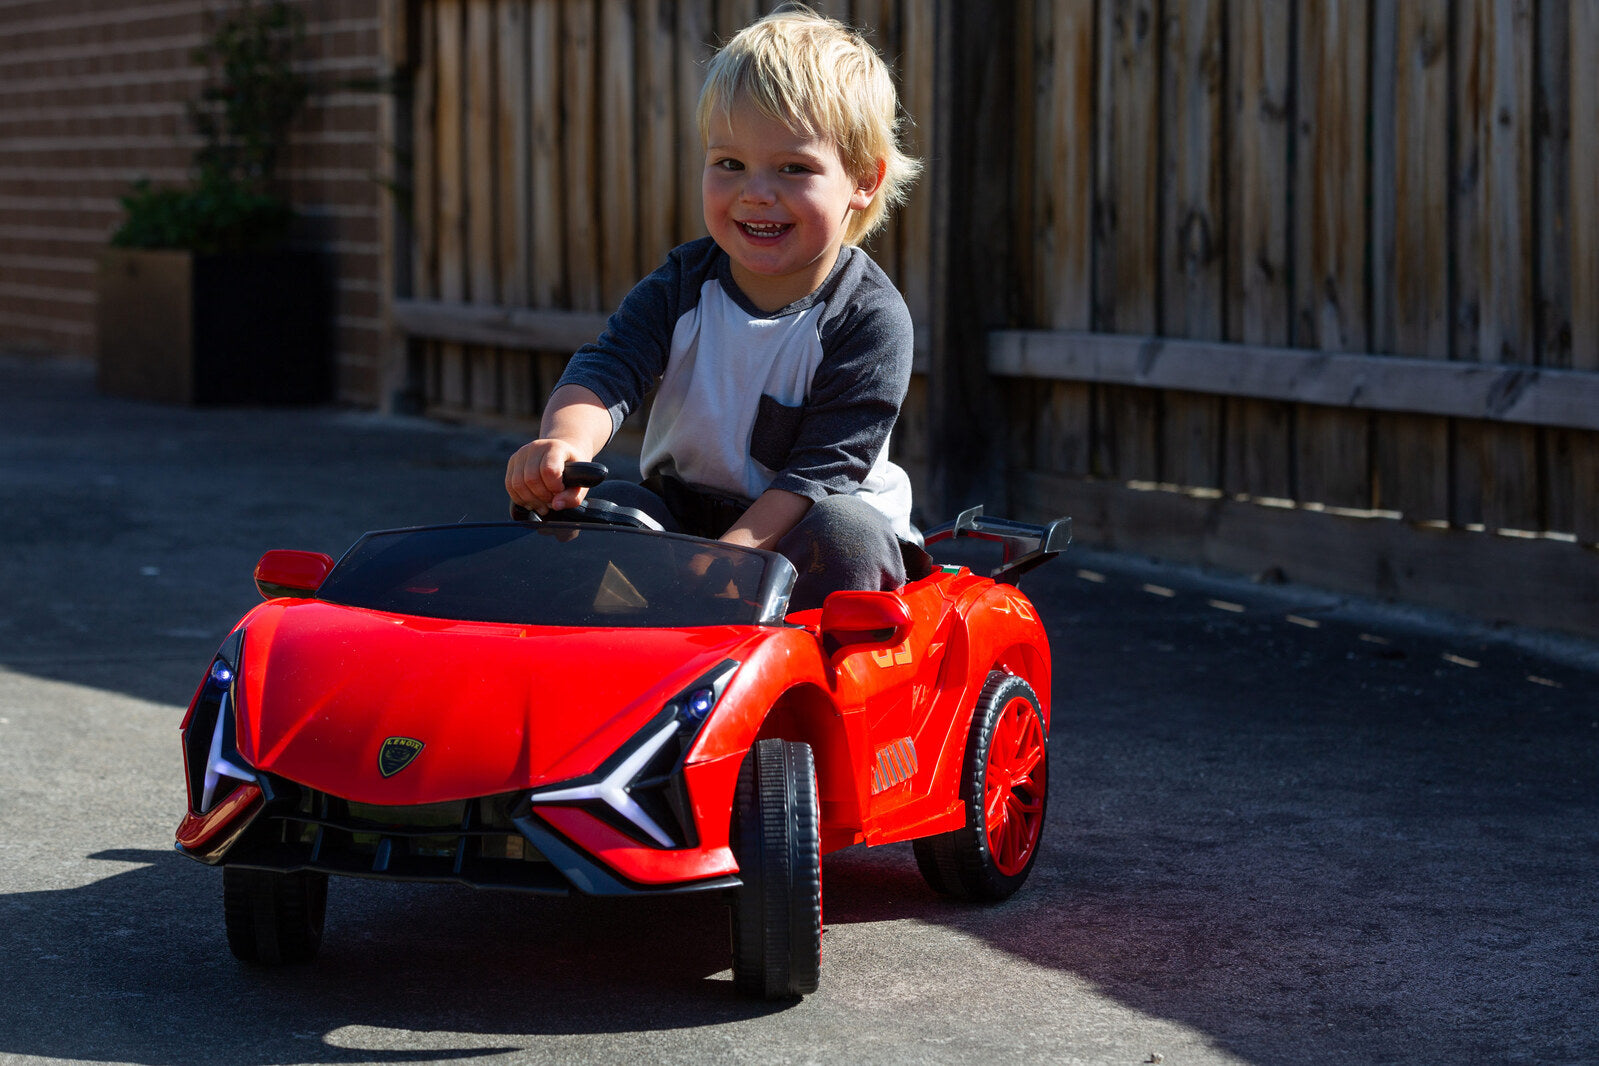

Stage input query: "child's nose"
[{"left": 739, "top": 172, "right": 776, "bottom": 204}]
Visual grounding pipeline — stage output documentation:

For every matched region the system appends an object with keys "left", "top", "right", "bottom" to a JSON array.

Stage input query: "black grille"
[{"left": 227, "top": 780, "right": 570, "bottom": 893}]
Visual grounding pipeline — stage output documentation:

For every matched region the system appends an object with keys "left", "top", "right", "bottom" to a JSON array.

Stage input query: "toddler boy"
[{"left": 505, "top": 6, "right": 921, "bottom": 611}]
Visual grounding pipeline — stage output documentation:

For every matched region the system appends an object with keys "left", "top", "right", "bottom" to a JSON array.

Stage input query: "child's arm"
[
  {"left": 505, "top": 384, "right": 613, "bottom": 515},
  {"left": 720, "top": 488, "right": 813, "bottom": 551}
]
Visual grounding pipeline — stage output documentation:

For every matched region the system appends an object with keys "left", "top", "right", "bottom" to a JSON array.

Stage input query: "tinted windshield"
[{"left": 314, "top": 523, "right": 796, "bottom": 627}]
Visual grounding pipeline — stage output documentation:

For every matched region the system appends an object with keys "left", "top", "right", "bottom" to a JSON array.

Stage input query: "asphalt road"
[{"left": 1, "top": 355, "right": 1595, "bottom": 1066}]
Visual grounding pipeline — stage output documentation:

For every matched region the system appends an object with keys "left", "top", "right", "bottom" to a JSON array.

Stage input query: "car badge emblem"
[{"left": 378, "top": 736, "right": 424, "bottom": 777}]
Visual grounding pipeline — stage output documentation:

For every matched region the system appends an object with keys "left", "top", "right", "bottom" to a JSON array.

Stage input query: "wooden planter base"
[{"left": 96, "top": 247, "right": 332, "bottom": 405}]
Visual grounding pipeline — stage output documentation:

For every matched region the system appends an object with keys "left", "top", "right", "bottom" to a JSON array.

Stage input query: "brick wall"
[{"left": 0, "top": 0, "right": 393, "bottom": 406}]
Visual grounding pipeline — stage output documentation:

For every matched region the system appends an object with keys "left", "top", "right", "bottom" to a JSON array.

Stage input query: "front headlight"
[
  {"left": 183, "top": 630, "right": 257, "bottom": 814},
  {"left": 527, "top": 660, "right": 738, "bottom": 848}
]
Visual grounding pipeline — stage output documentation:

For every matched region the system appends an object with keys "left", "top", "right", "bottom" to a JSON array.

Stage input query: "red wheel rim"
[{"left": 982, "top": 695, "right": 1046, "bottom": 877}]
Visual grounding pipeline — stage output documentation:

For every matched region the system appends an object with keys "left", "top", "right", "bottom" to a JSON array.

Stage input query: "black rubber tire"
[
  {"left": 913, "top": 671, "right": 1048, "bottom": 902},
  {"left": 729, "top": 738, "right": 822, "bottom": 998},
  {"left": 222, "top": 866, "right": 328, "bottom": 964}
]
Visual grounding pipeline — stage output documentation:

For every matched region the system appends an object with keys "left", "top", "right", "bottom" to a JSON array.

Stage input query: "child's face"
[{"left": 703, "top": 99, "right": 880, "bottom": 312}]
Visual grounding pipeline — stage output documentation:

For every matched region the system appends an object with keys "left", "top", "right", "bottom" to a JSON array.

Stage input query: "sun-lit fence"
[{"left": 389, "top": 0, "right": 1599, "bottom": 636}]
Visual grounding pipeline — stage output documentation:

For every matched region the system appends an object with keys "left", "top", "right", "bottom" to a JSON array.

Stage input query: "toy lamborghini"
[{"left": 176, "top": 463, "right": 1068, "bottom": 998}]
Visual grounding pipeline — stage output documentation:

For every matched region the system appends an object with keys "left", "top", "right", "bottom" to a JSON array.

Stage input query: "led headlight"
[
  {"left": 184, "top": 630, "right": 256, "bottom": 814},
  {"left": 528, "top": 660, "right": 738, "bottom": 848}
]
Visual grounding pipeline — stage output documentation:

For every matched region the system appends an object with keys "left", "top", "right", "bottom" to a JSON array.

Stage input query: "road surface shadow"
[{"left": 0, "top": 848, "right": 796, "bottom": 1065}]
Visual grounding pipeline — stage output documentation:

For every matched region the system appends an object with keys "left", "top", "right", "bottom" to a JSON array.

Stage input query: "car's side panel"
[
  {"left": 861, "top": 581, "right": 1054, "bottom": 845},
  {"left": 828, "top": 580, "right": 959, "bottom": 833}
]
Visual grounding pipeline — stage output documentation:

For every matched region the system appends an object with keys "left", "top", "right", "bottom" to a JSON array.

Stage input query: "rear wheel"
[
  {"left": 913, "top": 672, "right": 1048, "bottom": 901},
  {"left": 223, "top": 866, "right": 327, "bottom": 964},
  {"left": 730, "top": 738, "right": 822, "bottom": 998}
]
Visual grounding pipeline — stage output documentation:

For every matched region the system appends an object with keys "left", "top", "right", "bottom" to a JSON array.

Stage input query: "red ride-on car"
[{"left": 176, "top": 463, "right": 1068, "bottom": 998}]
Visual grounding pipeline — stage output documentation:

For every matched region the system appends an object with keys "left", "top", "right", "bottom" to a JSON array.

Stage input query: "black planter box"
[{"left": 96, "top": 247, "right": 333, "bottom": 405}]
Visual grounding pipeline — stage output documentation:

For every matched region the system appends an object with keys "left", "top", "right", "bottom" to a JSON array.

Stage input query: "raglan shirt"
[{"left": 557, "top": 236, "right": 916, "bottom": 540}]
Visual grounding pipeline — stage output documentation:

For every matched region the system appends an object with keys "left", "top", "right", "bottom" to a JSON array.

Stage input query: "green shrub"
[{"left": 112, "top": 0, "right": 308, "bottom": 253}]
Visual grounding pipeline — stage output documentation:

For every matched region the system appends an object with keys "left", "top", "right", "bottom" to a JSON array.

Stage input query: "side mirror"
[
  {"left": 819, "top": 590, "right": 913, "bottom": 653},
  {"left": 255, "top": 550, "right": 335, "bottom": 600}
]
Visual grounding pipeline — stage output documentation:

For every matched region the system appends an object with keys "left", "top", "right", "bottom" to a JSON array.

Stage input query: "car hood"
[{"left": 232, "top": 600, "right": 763, "bottom": 805}]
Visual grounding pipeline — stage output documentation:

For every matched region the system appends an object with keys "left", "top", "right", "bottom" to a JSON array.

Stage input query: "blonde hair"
[{"left": 696, "top": 5, "right": 920, "bottom": 246}]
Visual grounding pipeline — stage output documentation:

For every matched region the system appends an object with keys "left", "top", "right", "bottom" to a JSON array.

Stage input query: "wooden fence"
[{"left": 384, "top": 0, "right": 1599, "bottom": 637}]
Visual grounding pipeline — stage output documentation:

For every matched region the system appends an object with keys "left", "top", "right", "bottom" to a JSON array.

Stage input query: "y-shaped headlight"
[
  {"left": 185, "top": 631, "right": 256, "bottom": 814},
  {"left": 527, "top": 660, "right": 737, "bottom": 848}
]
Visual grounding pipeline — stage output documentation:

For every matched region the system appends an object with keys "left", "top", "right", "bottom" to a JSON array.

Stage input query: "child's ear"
[{"left": 851, "top": 158, "right": 887, "bottom": 210}]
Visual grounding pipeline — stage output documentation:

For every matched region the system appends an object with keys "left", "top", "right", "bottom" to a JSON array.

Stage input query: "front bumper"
[{"left": 175, "top": 773, "right": 739, "bottom": 897}]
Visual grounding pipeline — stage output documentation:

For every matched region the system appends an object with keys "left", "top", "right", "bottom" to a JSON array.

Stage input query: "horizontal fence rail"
[{"left": 990, "top": 331, "right": 1599, "bottom": 433}]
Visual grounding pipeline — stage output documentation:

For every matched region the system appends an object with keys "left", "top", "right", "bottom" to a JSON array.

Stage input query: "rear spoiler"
[{"left": 922, "top": 507, "right": 1072, "bottom": 585}]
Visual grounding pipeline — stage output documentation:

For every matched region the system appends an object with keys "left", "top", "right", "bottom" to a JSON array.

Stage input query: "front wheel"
[
  {"left": 729, "top": 738, "right": 822, "bottom": 998},
  {"left": 222, "top": 866, "right": 327, "bottom": 964},
  {"left": 913, "top": 672, "right": 1048, "bottom": 901}
]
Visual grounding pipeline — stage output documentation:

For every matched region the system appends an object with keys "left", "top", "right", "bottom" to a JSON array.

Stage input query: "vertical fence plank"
[
  {"left": 1160, "top": 0, "right": 1225, "bottom": 489},
  {"left": 1536, "top": 0, "right": 1576, "bottom": 535},
  {"left": 1027, "top": 0, "right": 1094, "bottom": 482},
  {"left": 562, "top": 0, "right": 602, "bottom": 312},
  {"left": 529, "top": 0, "right": 564, "bottom": 308},
  {"left": 497, "top": 0, "right": 530, "bottom": 310},
  {"left": 1093, "top": 0, "right": 1161, "bottom": 482},
  {"left": 1536, "top": 0, "right": 1572, "bottom": 370},
  {"left": 435, "top": 2, "right": 466, "bottom": 306},
  {"left": 1573, "top": 0, "right": 1599, "bottom": 377},
  {"left": 466, "top": 0, "right": 500, "bottom": 413},
  {"left": 1000, "top": 0, "right": 1038, "bottom": 485},
  {"left": 897, "top": 0, "right": 935, "bottom": 337},
  {"left": 467, "top": 0, "right": 497, "bottom": 307},
  {"left": 435, "top": 1, "right": 467, "bottom": 409},
  {"left": 895, "top": 0, "right": 935, "bottom": 503},
  {"left": 1038, "top": 0, "right": 1095, "bottom": 331},
  {"left": 1162, "top": 0, "right": 1225, "bottom": 340},
  {"left": 497, "top": 0, "right": 533, "bottom": 420},
  {"left": 409, "top": 2, "right": 438, "bottom": 410},
  {"left": 1458, "top": 0, "right": 1540, "bottom": 532},
  {"left": 1223, "top": 0, "right": 1293, "bottom": 500},
  {"left": 677, "top": 0, "right": 714, "bottom": 246},
  {"left": 412, "top": 4, "right": 438, "bottom": 302},
  {"left": 929, "top": 0, "right": 1017, "bottom": 512},
  {"left": 849, "top": 0, "right": 896, "bottom": 286},
  {"left": 1561, "top": 0, "right": 1597, "bottom": 543},
  {"left": 1479, "top": 0, "right": 1535, "bottom": 367},
  {"left": 1095, "top": 0, "right": 1160, "bottom": 334},
  {"left": 1294, "top": 0, "right": 1371, "bottom": 509},
  {"left": 638, "top": 0, "right": 679, "bottom": 270},
  {"left": 599, "top": 0, "right": 639, "bottom": 310},
  {"left": 1572, "top": 0, "right": 1599, "bottom": 375},
  {"left": 1371, "top": 0, "right": 1451, "bottom": 521}
]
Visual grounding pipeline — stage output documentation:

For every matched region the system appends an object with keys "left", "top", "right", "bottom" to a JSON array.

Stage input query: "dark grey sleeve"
[
  {"left": 555, "top": 242, "right": 707, "bottom": 438},
  {"left": 766, "top": 284, "right": 914, "bottom": 501}
]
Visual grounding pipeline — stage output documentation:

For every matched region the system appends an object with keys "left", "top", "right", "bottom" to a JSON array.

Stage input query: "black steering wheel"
[{"left": 509, "top": 461, "right": 608, "bottom": 522}]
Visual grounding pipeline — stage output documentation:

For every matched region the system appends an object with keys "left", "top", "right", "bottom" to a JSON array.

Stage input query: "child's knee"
[{"left": 779, "top": 495, "right": 905, "bottom": 609}]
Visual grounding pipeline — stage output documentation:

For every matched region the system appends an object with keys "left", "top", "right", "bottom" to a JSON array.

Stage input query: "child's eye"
[
  {"left": 780, "top": 163, "right": 813, "bottom": 175},
  {"left": 713, "top": 158, "right": 743, "bottom": 171}
]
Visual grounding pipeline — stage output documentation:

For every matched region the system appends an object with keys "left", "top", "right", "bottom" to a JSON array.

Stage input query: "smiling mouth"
[{"left": 737, "top": 221, "right": 792, "bottom": 240}]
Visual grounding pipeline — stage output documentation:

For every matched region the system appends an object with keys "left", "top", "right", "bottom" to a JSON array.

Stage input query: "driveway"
[{"left": 1, "top": 356, "right": 1594, "bottom": 1065}]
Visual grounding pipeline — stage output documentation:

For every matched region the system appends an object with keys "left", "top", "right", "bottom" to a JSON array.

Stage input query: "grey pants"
[{"left": 588, "top": 479, "right": 907, "bottom": 613}]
